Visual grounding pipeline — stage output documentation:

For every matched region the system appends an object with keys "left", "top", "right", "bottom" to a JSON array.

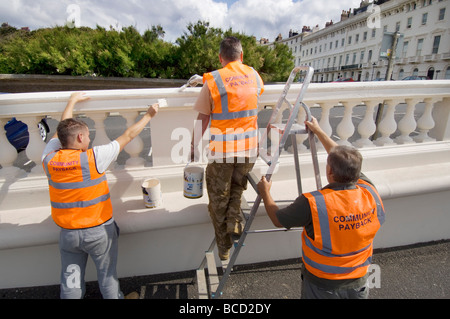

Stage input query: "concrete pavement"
[{"left": 1, "top": 240, "right": 448, "bottom": 300}]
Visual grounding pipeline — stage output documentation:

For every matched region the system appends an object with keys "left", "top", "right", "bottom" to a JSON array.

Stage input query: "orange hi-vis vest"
[
  {"left": 302, "top": 179, "right": 385, "bottom": 280},
  {"left": 203, "top": 61, "right": 264, "bottom": 156},
  {"left": 43, "top": 148, "right": 113, "bottom": 229}
]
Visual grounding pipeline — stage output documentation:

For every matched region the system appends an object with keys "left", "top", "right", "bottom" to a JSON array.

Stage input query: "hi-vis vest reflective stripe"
[
  {"left": 204, "top": 61, "right": 264, "bottom": 155},
  {"left": 43, "top": 148, "right": 113, "bottom": 229},
  {"left": 302, "top": 179, "right": 385, "bottom": 280}
]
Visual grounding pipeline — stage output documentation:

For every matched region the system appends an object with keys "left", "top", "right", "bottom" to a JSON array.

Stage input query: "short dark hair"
[
  {"left": 219, "top": 36, "right": 243, "bottom": 62},
  {"left": 327, "top": 146, "right": 362, "bottom": 183},
  {"left": 57, "top": 118, "right": 88, "bottom": 148}
]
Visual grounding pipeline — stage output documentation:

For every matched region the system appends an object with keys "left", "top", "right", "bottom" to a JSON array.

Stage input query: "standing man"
[
  {"left": 191, "top": 37, "right": 264, "bottom": 260},
  {"left": 257, "top": 117, "right": 385, "bottom": 299},
  {"left": 42, "top": 92, "right": 159, "bottom": 299}
]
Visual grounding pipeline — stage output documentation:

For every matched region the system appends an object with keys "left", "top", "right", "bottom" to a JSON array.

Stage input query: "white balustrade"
[
  {"left": 90, "top": 112, "right": 111, "bottom": 146},
  {"left": 122, "top": 111, "right": 145, "bottom": 167},
  {"left": 336, "top": 101, "right": 355, "bottom": 146},
  {"left": 354, "top": 101, "right": 377, "bottom": 148},
  {"left": 415, "top": 98, "right": 438, "bottom": 143},
  {"left": 1, "top": 81, "right": 450, "bottom": 177},
  {"left": 316, "top": 102, "right": 334, "bottom": 150},
  {"left": 395, "top": 98, "right": 419, "bottom": 144},
  {"left": 374, "top": 99, "right": 401, "bottom": 146}
]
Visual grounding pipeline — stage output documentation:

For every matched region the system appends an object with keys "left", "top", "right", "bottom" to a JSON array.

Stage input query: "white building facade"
[{"left": 281, "top": 0, "right": 449, "bottom": 82}]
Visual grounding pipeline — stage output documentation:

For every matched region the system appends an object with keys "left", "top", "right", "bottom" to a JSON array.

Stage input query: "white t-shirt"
[{"left": 42, "top": 138, "right": 120, "bottom": 174}]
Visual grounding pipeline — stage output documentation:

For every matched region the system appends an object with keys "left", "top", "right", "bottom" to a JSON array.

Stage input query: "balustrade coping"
[{"left": 1, "top": 81, "right": 449, "bottom": 117}]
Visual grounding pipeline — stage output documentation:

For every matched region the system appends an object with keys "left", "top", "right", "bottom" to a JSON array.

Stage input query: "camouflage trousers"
[{"left": 205, "top": 158, "right": 255, "bottom": 258}]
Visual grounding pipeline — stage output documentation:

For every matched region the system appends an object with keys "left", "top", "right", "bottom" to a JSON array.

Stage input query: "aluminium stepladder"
[{"left": 195, "top": 66, "right": 322, "bottom": 299}]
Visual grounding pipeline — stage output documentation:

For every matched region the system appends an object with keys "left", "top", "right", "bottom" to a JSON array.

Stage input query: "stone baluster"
[
  {"left": 336, "top": 101, "right": 355, "bottom": 146},
  {"left": 90, "top": 112, "right": 111, "bottom": 147},
  {"left": 414, "top": 98, "right": 438, "bottom": 143},
  {"left": 316, "top": 102, "right": 334, "bottom": 150},
  {"left": 374, "top": 99, "right": 400, "bottom": 146},
  {"left": 395, "top": 98, "right": 419, "bottom": 144},
  {"left": 122, "top": 111, "right": 145, "bottom": 167},
  {"left": 318, "top": 103, "right": 334, "bottom": 137},
  {"left": 89, "top": 112, "right": 117, "bottom": 170},
  {"left": 21, "top": 116, "right": 47, "bottom": 175},
  {"left": 354, "top": 100, "right": 378, "bottom": 148},
  {"left": 0, "top": 118, "right": 21, "bottom": 177}
]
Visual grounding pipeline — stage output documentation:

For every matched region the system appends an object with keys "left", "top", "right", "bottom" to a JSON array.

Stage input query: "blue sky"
[{"left": 1, "top": 0, "right": 362, "bottom": 42}]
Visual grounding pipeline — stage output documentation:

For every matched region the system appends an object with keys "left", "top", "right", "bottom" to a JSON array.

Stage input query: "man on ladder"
[
  {"left": 257, "top": 117, "right": 386, "bottom": 299},
  {"left": 190, "top": 36, "right": 264, "bottom": 261}
]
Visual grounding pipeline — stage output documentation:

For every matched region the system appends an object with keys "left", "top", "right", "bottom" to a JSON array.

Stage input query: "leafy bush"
[{"left": 0, "top": 22, "right": 294, "bottom": 81}]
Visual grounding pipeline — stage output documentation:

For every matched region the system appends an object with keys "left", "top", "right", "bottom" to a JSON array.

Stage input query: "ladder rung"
[
  {"left": 205, "top": 252, "right": 219, "bottom": 294},
  {"left": 270, "top": 123, "right": 308, "bottom": 135},
  {"left": 196, "top": 269, "right": 208, "bottom": 299},
  {"left": 246, "top": 227, "right": 303, "bottom": 234}
]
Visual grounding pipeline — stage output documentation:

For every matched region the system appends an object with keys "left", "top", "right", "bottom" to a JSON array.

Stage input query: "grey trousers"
[
  {"left": 301, "top": 275, "right": 369, "bottom": 299},
  {"left": 59, "top": 219, "right": 123, "bottom": 299}
]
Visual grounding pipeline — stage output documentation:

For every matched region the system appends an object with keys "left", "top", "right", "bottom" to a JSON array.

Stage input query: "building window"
[
  {"left": 445, "top": 67, "right": 450, "bottom": 80},
  {"left": 422, "top": 13, "right": 428, "bottom": 25},
  {"left": 402, "top": 41, "right": 409, "bottom": 58},
  {"left": 363, "top": 31, "right": 367, "bottom": 41},
  {"left": 399, "top": 69, "right": 404, "bottom": 80},
  {"left": 395, "top": 22, "right": 401, "bottom": 32},
  {"left": 432, "top": 35, "right": 441, "bottom": 54},
  {"left": 407, "top": 17, "right": 412, "bottom": 28},
  {"left": 413, "top": 68, "right": 419, "bottom": 76},
  {"left": 360, "top": 51, "right": 365, "bottom": 62},
  {"left": 355, "top": 34, "right": 359, "bottom": 43},
  {"left": 439, "top": 8, "right": 446, "bottom": 20},
  {"left": 348, "top": 36, "right": 352, "bottom": 45},
  {"left": 416, "top": 38, "right": 424, "bottom": 56},
  {"left": 372, "top": 29, "right": 376, "bottom": 38}
]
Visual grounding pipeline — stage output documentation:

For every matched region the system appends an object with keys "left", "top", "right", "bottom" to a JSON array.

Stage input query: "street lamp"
[{"left": 371, "top": 62, "right": 376, "bottom": 80}]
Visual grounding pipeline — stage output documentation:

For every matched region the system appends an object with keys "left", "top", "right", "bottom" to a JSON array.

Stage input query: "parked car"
[
  {"left": 332, "top": 77, "right": 355, "bottom": 82},
  {"left": 4, "top": 117, "right": 49, "bottom": 152},
  {"left": 402, "top": 76, "right": 429, "bottom": 80}
]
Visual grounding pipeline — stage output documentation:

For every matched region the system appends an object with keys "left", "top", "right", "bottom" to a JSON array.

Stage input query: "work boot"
[
  {"left": 218, "top": 247, "right": 230, "bottom": 261},
  {"left": 125, "top": 291, "right": 140, "bottom": 299}
]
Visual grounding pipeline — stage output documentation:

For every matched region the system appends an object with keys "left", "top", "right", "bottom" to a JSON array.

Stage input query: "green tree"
[
  {"left": 174, "top": 21, "right": 223, "bottom": 79},
  {"left": 0, "top": 21, "right": 294, "bottom": 82}
]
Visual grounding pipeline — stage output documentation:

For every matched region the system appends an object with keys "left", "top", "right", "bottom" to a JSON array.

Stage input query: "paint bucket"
[
  {"left": 183, "top": 164, "right": 204, "bottom": 199},
  {"left": 142, "top": 178, "right": 163, "bottom": 208}
]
